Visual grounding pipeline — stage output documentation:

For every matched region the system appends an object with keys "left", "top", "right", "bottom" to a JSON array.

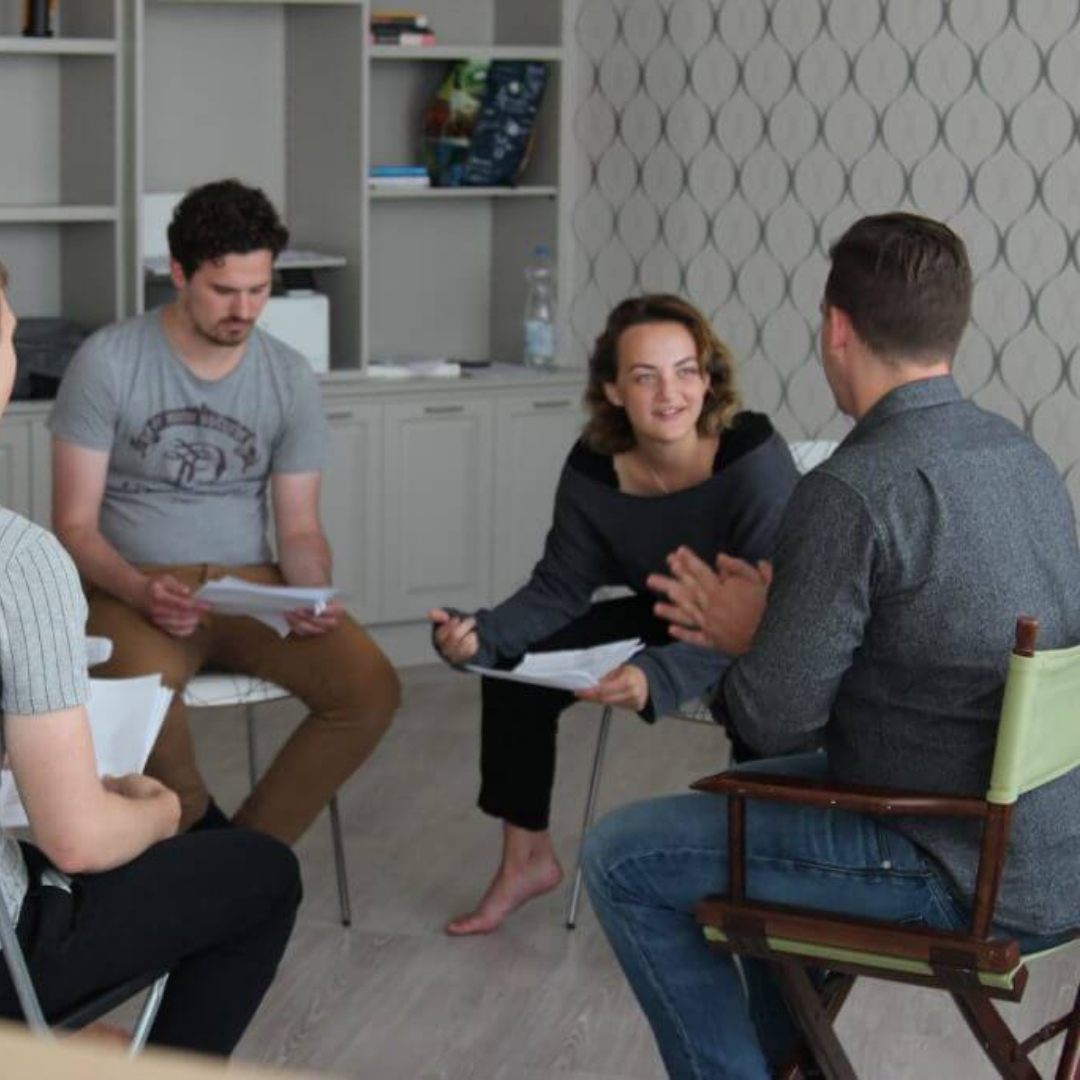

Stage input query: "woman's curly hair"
[
  {"left": 583, "top": 294, "right": 741, "bottom": 455},
  {"left": 168, "top": 179, "right": 289, "bottom": 278}
]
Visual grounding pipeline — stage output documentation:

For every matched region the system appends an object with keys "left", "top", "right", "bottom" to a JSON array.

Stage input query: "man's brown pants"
[{"left": 88, "top": 564, "right": 401, "bottom": 843}]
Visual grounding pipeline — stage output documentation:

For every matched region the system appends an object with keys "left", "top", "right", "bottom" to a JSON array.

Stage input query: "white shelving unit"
[
  {"left": 362, "top": 0, "right": 573, "bottom": 369},
  {"left": 0, "top": 0, "right": 125, "bottom": 326},
  {"left": 2, "top": 0, "right": 575, "bottom": 372}
]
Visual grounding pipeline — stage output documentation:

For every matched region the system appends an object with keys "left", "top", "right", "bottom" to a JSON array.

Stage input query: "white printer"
[{"left": 142, "top": 192, "right": 331, "bottom": 374}]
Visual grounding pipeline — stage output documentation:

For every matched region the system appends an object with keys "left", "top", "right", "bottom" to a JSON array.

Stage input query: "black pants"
[
  {"left": 479, "top": 596, "right": 674, "bottom": 831},
  {"left": 0, "top": 829, "right": 301, "bottom": 1057}
]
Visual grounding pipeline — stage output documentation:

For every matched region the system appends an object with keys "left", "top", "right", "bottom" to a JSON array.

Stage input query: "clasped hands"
[{"left": 647, "top": 547, "right": 772, "bottom": 657}]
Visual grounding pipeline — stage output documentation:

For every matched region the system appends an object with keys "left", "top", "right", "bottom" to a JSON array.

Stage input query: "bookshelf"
[
  {"left": 0, "top": 0, "right": 574, "bottom": 372},
  {"left": 0, "top": 0, "right": 124, "bottom": 326},
  {"left": 362, "top": 0, "right": 573, "bottom": 369}
]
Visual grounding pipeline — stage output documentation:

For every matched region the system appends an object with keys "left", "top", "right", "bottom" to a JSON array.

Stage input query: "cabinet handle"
[
  {"left": 424, "top": 404, "right": 465, "bottom": 415},
  {"left": 532, "top": 399, "right": 571, "bottom": 410},
  {"left": 326, "top": 410, "right": 355, "bottom": 421}
]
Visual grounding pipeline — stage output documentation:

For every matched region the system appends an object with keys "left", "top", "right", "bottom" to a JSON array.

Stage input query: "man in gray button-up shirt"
[{"left": 581, "top": 213, "right": 1080, "bottom": 1080}]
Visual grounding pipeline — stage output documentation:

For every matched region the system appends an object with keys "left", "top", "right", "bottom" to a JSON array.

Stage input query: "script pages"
[{"left": 467, "top": 638, "right": 645, "bottom": 692}]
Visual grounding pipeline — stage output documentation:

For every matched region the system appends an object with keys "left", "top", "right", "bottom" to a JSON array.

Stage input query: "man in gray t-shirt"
[{"left": 48, "top": 180, "right": 400, "bottom": 840}]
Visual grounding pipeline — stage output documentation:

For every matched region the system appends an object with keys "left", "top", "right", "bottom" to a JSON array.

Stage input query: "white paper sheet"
[
  {"left": 0, "top": 675, "right": 174, "bottom": 829},
  {"left": 467, "top": 638, "right": 645, "bottom": 692},
  {"left": 193, "top": 576, "right": 338, "bottom": 637}
]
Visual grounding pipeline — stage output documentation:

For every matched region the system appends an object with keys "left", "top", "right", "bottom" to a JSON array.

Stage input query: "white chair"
[
  {"left": 564, "top": 438, "right": 839, "bottom": 929},
  {"left": 182, "top": 673, "right": 352, "bottom": 927}
]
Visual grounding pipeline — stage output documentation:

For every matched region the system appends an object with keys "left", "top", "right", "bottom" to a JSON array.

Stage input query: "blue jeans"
[{"left": 582, "top": 753, "right": 978, "bottom": 1079}]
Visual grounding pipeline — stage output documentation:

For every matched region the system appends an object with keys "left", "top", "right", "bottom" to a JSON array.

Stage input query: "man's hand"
[
  {"left": 102, "top": 772, "right": 172, "bottom": 801},
  {"left": 284, "top": 599, "right": 344, "bottom": 638},
  {"left": 140, "top": 574, "right": 210, "bottom": 637},
  {"left": 648, "top": 547, "right": 772, "bottom": 656},
  {"left": 576, "top": 663, "right": 649, "bottom": 711},
  {"left": 429, "top": 608, "right": 480, "bottom": 665},
  {"left": 102, "top": 773, "right": 181, "bottom": 838}
]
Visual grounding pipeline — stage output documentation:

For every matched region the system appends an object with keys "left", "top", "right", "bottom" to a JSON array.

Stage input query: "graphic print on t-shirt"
[{"left": 128, "top": 403, "right": 260, "bottom": 490}]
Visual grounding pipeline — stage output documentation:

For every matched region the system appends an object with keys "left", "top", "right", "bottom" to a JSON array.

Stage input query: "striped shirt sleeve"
[{"left": 0, "top": 511, "right": 90, "bottom": 715}]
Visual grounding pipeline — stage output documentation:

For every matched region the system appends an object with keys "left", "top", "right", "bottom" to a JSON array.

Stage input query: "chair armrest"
[
  {"left": 691, "top": 770, "right": 988, "bottom": 819},
  {"left": 695, "top": 896, "right": 1021, "bottom": 973}
]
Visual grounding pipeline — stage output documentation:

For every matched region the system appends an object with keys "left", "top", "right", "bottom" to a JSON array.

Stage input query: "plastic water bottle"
[{"left": 524, "top": 245, "right": 557, "bottom": 368}]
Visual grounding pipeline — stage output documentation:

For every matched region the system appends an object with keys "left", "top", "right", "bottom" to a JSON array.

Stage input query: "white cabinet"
[
  {"left": 322, "top": 400, "right": 382, "bottom": 623},
  {"left": 492, "top": 391, "right": 582, "bottom": 598},
  {"left": 0, "top": 421, "right": 32, "bottom": 520},
  {"left": 380, "top": 397, "right": 494, "bottom": 622}
]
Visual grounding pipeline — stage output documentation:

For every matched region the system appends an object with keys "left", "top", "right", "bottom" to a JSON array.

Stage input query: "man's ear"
[
  {"left": 169, "top": 258, "right": 188, "bottom": 294},
  {"left": 823, "top": 303, "right": 854, "bottom": 357},
  {"left": 603, "top": 381, "right": 624, "bottom": 408}
]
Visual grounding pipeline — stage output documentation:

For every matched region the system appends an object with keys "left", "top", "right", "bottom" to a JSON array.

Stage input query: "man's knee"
[{"left": 325, "top": 631, "right": 402, "bottom": 725}]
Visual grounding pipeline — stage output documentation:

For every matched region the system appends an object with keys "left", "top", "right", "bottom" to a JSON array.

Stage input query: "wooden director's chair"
[{"left": 694, "top": 616, "right": 1080, "bottom": 1079}]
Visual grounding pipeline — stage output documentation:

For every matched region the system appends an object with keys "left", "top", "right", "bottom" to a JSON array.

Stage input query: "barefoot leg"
[{"left": 446, "top": 823, "right": 564, "bottom": 935}]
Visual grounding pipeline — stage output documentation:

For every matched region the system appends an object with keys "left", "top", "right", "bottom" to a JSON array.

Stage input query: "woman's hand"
[
  {"left": 428, "top": 608, "right": 480, "bottom": 665},
  {"left": 576, "top": 663, "right": 649, "bottom": 712}
]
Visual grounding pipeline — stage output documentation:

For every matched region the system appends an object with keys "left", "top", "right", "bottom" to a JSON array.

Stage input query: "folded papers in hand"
[
  {"left": 193, "top": 576, "right": 338, "bottom": 637},
  {"left": 467, "top": 638, "right": 645, "bottom": 692}
]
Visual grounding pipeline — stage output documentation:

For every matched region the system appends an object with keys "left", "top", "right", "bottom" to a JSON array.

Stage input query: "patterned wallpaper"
[{"left": 570, "top": 0, "right": 1080, "bottom": 511}]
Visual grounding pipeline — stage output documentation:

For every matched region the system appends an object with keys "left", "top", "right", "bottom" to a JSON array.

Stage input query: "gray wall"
[{"left": 571, "top": 0, "right": 1080, "bottom": 512}]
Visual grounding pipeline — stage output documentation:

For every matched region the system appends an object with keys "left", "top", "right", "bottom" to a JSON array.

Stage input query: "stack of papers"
[
  {"left": 368, "top": 356, "right": 462, "bottom": 379},
  {"left": 193, "top": 576, "right": 338, "bottom": 637},
  {"left": 468, "top": 638, "right": 645, "bottom": 691},
  {"left": 1, "top": 675, "right": 174, "bottom": 829}
]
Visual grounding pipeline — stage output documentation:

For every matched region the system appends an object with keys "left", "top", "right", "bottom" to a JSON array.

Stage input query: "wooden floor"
[{"left": 185, "top": 664, "right": 1080, "bottom": 1079}]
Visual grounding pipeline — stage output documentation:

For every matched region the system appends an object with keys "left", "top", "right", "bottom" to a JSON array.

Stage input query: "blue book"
[{"left": 370, "top": 165, "right": 429, "bottom": 177}]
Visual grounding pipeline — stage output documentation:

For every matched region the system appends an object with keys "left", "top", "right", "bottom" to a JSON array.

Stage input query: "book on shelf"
[
  {"left": 371, "top": 11, "right": 430, "bottom": 29},
  {"left": 370, "top": 9, "right": 434, "bottom": 44},
  {"left": 369, "top": 165, "right": 431, "bottom": 189},
  {"left": 369, "top": 29, "right": 436, "bottom": 46},
  {"left": 371, "top": 165, "right": 430, "bottom": 177}
]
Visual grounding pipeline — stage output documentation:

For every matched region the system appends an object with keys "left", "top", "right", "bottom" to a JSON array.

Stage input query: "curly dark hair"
[
  {"left": 168, "top": 179, "right": 289, "bottom": 278},
  {"left": 583, "top": 294, "right": 741, "bottom": 455}
]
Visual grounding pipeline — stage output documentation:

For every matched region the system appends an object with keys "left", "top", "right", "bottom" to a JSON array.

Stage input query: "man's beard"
[{"left": 197, "top": 319, "right": 254, "bottom": 348}]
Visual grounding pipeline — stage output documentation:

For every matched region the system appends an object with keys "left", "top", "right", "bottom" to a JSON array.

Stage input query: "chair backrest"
[
  {"left": 987, "top": 628, "right": 1080, "bottom": 805},
  {"left": 788, "top": 439, "right": 839, "bottom": 475}
]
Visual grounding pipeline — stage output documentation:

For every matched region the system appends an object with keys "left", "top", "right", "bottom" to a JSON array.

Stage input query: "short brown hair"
[
  {"left": 825, "top": 212, "right": 972, "bottom": 365},
  {"left": 0, "top": 257, "right": 8, "bottom": 290},
  {"left": 583, "top": 294, "right": 741, "bottom": 455}
]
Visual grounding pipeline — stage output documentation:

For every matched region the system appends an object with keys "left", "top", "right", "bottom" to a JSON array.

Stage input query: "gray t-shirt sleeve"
[
  {"left": 47, "top": 333, "right": 120, "bottom": 452},
  {"left": 271, "top": 360, "right": 328, "bottom": 474},
  {"left": 0, "top": 522, "right": 90, "bottom": 715}
]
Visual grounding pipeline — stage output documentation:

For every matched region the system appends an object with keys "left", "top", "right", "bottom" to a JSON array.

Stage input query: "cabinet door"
[
  {"left": 381, "top": 398, "right": 494, "bottom": 622},
  {"left": 321, "top": 400, "right": 382, "bottom": 624},
  {"left": 0, "top": 423, "right": 33, "bottom": 521},
  {"left": 492, "top": 393, "right": 583, "bottom": 598},
  {"left": 30, "top": 417, "right": 52, "bottom": 527}
]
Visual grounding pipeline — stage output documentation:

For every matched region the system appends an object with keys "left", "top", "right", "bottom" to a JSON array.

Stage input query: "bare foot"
[{"left": 446, "top": 858, "right": 564, "bottom": 936}]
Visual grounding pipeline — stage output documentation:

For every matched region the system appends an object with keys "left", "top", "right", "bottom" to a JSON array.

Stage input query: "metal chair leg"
[
  {"left": 244, "top": 695, "right": 351, "bottom": 927},
  {"left": 566, "top": 705, "right": 614, "bottom": 930},
  {"left": 128, "top": 974, "right": 169, "bottom": 1056},
  {"left": 245, "top": 704, "right": 259, "bottom": 791},
  {"left": 328, "top": 795, "right": 352, "bottom": 927}
]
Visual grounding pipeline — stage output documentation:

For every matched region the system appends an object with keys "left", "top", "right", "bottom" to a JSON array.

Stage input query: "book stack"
[
  {"left": 369, "top": 165, "right": 431, "bottom": 190},
  {"left": 369, "top": 11, "right": 435, "bottom": 47}
]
